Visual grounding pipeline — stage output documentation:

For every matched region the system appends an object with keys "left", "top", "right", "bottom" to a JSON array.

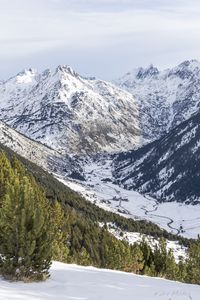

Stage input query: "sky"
[{"left": 1, "top": 0, "right": 200, "bottom": 79}]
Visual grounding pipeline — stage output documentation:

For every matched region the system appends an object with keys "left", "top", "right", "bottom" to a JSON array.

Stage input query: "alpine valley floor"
[{"left": 57, "top": 157, "right": 200, "bottom": 239}]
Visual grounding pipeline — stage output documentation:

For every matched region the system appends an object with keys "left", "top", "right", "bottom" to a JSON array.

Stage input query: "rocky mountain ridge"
[
  {"left": 116, "top": 59, "right": 200, "bottom": 143},
  {"left": 0, "top": 66, "right": 140, "bottom": 154}
]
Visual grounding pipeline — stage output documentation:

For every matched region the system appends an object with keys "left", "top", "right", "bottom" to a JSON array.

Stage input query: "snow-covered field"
[
  {"left": 58, "top": 158, "right": 200, "bottom": 239},
  {"left": 1, "top": 261, "right": 199, "bottom": 300}
]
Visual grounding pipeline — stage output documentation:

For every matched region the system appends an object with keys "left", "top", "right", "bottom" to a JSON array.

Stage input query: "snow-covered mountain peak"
[
  {"left": 15, "top": 68, "right": 38, "bottom": 84},
  {"left": 176, "top": 59, "right": 199, "bottom": 70},
  {"left": 166, "top": 59, "right": 200, "bottom": 80},
  {"left": 3, "top": 68, "right": 39, "bottom": 87},
  {"left": 55, "top": 65, "right": 80, "bottom": 78},
  {"left": 116, "top": 64, "right": 159, "bottom": 89},
  {"left": 115, "top": 59, "right": 200, "bottom": 142},
  {"left": 0, "top": 65, "right": 140, "bottom": 154},
  {"left": 136, "top": 64, "right": 159, "bottom": 79}
]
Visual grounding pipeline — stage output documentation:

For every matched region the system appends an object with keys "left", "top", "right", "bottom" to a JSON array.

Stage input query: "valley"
[
  {"left": 0, "top": 61, "right": 200, "bottom": 272},
  {"left": 57, "top": 156, "right": 200, "bottom": 239}
]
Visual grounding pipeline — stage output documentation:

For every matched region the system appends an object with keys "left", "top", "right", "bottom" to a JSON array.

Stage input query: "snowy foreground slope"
[{"left": 1, "top": 261, "right": 199, "bottom": 300}]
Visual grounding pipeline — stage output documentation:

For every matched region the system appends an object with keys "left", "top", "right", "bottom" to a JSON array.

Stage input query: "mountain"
[
  {"left": 0, "top": 120, "right": 82, "bottom": 178},
  {"left": 112, "top": 111, "right": 200, "bottom": 205},
  {"left": 1, "top": 120, "right": 191, "bottom": 277},
  {"left": 1, "top": 116, "right": 194, "bottom": 242},
  {"left": 0, "top": 66, "right": 139, "bottom": 154},
  {"left": 116, "top": 60, "right": 200, "bottom": 142},
  {"left": 1, "top": 120, "right": 185, "bottom": 239},
  {"left": 0, "top": 121, "right": 196, "bottom": 239},
  {"left": 1, "top": 261, "right": 200, "bottom": 300}
]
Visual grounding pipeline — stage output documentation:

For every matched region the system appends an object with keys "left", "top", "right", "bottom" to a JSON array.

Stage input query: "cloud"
[{"left": 1, "top": 0, "right": 200, "bottom": 79}]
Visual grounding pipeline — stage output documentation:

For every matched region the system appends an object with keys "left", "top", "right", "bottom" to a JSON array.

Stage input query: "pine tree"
[
  {"left": 186, "top": 237, "right": 200, "bottom": 284},
  {"left": 153, "top": 238, "right": 168, "bottom": 276},
  {"left": 0, "top": 175, "right": 53, "bottom": 281},
  {"left": 165, "top": 249, "right": 179, "bottom": 280},
  {"left": 131, "top": 244, "right": 144, "bottom": 274},
  {"left": 177, "top": 256, "right": 187, "bottom": 282},
  {"left": 139, "top": 238, "right": 154, "bottom": 274},
  {"left": 50, "top": 201, "right": 69, "bottom": 262},
  {"left": 0, "top": 151, "right": 14, "bottom": 204}
]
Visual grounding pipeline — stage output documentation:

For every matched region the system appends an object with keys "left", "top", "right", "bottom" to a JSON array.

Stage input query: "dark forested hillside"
[{"left": 113, "top": 111, "right": 200, "bottom": 205}]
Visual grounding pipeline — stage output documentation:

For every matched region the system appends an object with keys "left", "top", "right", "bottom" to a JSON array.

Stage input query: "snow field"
[{"left": 0, "top": 261, "right": 199, "bottom": 300}]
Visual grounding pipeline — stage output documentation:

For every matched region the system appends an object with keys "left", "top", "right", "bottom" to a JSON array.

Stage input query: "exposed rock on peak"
[
  {"left": 0, "top": 65, "right": 140, "bottom": 154},
  {"left": 115, "top": 60, "right": 200, "bottom": 143},
  {"left": 136, "top": 64, "right": 159, "bottom": 79}
]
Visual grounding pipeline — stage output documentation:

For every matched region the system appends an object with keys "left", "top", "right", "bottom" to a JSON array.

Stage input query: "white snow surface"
[
  {"left": 58, "top": 157, "right": 200, "bottom": 239},
  {"left": 1, "top": 261, "right": 200, "bottom": 300}
]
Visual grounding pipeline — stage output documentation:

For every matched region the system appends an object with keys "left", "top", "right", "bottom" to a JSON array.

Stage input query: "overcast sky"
[{"left": 1, "top": 0, "right": 200, "bottom": 79}]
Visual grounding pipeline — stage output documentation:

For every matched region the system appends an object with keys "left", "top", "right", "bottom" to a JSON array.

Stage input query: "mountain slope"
[
  {"left": 1, "top": 261, "right": 200, "bottom": 300},
  {"left": 0, "top": 119, "right": 192, "bottom": 244},
  {"left": 116, "top": 60, "right": 200, "bottom": 142},
  {"left": 0, "top": 120, "right": 82, "bottom": 178},
  {"left": 1, "top": 122, "right": 192, "bottom": 277},
  {"left": 0, "top": 66, "right": 139, "bottom": 154},
  {"left": 112, "top": 111, "right": 200, "bottom": 204}
]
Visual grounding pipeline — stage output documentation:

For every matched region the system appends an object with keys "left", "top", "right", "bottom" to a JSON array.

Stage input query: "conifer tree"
[
  {"left": 139, "top": 238, "right": 154, "bottom": 274},
  {"left": 177, "top": 256, "right": 187, "bottom": 282},
  {"left": 165, "top": 249, "right": 179, "bottom": 280},
  {"left": 50, "top": 201, "right": 69, "bottom": 262},
  {"left": 153, "top": 238, "right": 168, "bottom": 276},
  {"left": 131, "top": 244, "right": 144, "bottom": 274},
  {"left": 0, "top": 174, "right": 53, "bottom": 281},
  {"left": 0, "top": 152, "right": 14, "bottom": 203},
  {"left": 186, "top": 237, "right": 200, "bottom": 284}
]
